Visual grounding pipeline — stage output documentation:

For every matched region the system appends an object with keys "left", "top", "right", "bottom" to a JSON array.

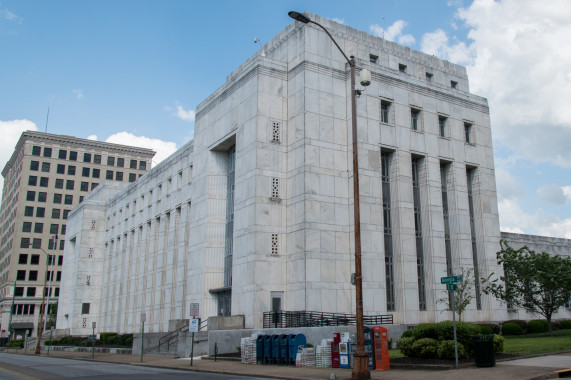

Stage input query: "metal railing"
[
  {"left": 157, "top": 318, "right": 208, "bottom": 354},
  {"left": 263, "top": 311, "right": 393, "bottom": 329}
]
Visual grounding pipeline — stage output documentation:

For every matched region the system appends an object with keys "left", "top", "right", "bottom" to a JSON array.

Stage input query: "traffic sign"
[
  {"left": 447, "top": 284, "right": 458, "bottom": 291},
  {"left": 441, "top": 275, "right": 462, "bottom": 284},
  {"left": 189, "top": 318, "right": 199, "bottom": 333},
  {"left": 190, "top": 303, "right": 199, "bottom": 317}
]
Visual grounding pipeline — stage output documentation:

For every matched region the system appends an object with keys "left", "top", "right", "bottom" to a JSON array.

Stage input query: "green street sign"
[
  {"left": 447, "top": 284, "right": 458, "bottom": 291},
  {"left": 441, "top": 275, "right": 462, "bottom": 284}
]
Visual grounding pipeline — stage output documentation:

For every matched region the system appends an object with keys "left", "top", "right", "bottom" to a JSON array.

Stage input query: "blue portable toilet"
[
  {"left": 271, "top": 335, "right": 281, "bottom": 364},
  {"left": 279, "top": 334, "right": 289, "bottom": 365},
  {"left": 263, "top": 335, "right": 273, "bottom": 364},
  {"left": 256, "top": 335, "right": 265, "bottom": 364},
  {"left": 287, "top": 333, "right": 307, "bottom": 365}
]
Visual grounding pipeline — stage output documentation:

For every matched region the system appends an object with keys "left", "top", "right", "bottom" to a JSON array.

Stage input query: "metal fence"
[{"left": 263, "top": 311, "right": 393, "bottom": 329}]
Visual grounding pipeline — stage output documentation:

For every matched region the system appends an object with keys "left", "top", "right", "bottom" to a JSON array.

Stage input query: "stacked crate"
[
  {"left": 316, "top": 339, "right": 333, "bottom": 368},
  {"left": 240, "top": 334, "right": 258, "bottom": 364},
  {"left": 296, "top": 347, "right": 316, "bottom": 367}
]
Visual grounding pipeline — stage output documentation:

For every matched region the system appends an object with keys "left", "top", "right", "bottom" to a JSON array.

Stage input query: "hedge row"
[{"left": 45, "top": 333, "right": 133, "bottom": 347}]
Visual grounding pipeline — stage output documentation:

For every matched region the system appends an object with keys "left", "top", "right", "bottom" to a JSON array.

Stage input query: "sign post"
[
  {"left": 441, "top": 275, "right": 461, "bottom": 370},
  {"left": 189, "top": 318, "right": 199, "bottom": 366},
  {"left": 91, "top": 322, "right": 96, "bottom": 359},
  {"left": 140, "top": 313, "right": 146, "bottom": 363}
]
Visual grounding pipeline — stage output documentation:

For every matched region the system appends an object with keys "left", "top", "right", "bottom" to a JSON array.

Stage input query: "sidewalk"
[{"left": 5, "top": 348, "right": 571, "bottom": 380}]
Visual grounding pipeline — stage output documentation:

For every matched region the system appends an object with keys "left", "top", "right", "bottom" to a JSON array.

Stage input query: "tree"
[
  {"left": 482, "top": 240, "right": 571, "bottom": 333},
  {"left": 46, "top": 301, "right": 58, "bottom": 330},
  {"left": 437, "top": 267, "right": 476, "bottom": 322}
]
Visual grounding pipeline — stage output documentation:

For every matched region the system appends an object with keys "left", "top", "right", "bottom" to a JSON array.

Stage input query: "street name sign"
[
  {"left": 441, "top": 275, "right": 462, "bottom": 284},
  {"left": 447, "top": 284, "right": 458, "bottom": 291}
]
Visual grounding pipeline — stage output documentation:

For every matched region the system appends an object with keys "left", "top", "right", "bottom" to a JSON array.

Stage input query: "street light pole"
[
  {"left": 35, "top": 246, "right": 53, "bottom": 355},
  {"left": 288, "top": 12, "right": 371, "bottom": 379}
]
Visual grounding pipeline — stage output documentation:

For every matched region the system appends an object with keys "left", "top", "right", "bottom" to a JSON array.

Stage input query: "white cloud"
[
  {"left": 1, "top": 7, "right": 22, "bottom": 23},
  {"left": 105, "top": 132, "right": 177, "bottom": 165},
  {"left": 420, "top": 0, "right": 571, "bottom": 168},
  {"left": 536, "top": 184, "right": 567, "bottom": 205},
  {"left": 370, "top": 20, "right": 415, "bottom": 45},
  {"left": 498, "top": 198, "right": 571, "bottom": 238},
  {"left": 73, "top": 89, "right": 84, "bottom": 99},
  {"left": 87, "top": 135, "right": 97, "bottom": 140},
  {"left": 0, "top": 119, "right": 38, "bottom": 199},
  {"left": 174, "top": 103, "right": 195, "bottom": 122},
  {"left": 328, "top": 17, "right": 345, "bottom": 25},
  {"left": 494, "top": 167, "right": 523, "bottom": 201}
]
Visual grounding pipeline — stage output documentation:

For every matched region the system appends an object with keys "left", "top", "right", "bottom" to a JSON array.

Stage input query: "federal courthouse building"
[{"left": 56, "top": 14, "right": 571, "bottom": 335}]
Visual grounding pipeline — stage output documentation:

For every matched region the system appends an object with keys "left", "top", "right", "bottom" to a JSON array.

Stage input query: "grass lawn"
[{"left": 503, "top": 329, "right": 571, "bottom": 355}]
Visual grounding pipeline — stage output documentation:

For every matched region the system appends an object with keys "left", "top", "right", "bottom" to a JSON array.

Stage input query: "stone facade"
[{"left": 57, "top": 13, "right": 568, "bottom": 336}]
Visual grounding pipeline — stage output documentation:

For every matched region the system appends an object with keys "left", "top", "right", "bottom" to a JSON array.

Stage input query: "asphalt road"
[{"left": 0, "top": 353, "right": 271, "bottom": 380}]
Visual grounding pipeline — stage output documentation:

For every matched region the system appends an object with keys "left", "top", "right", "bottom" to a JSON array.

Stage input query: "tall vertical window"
[
  {"left": 381, "top": 101, "right": 391, "bottom": 124},
  {"left": 412, "top": 157, "right": 426, "bottom": 310},
  {"left": 464, "top": 122, "right": 473, "bottom": 143},
  {"left": 467, "top": 168, "right": 482, "bottom": 309},
  {"left": 381, "top": 151, "right": 395, "bottom": 311},
  {"left": 411, "top": 109, "right": 421, "bottom": 131},
  {"left": 219, "top": 145, "right": 236, "bottom": 317},
  {"left": 439, "top": 116, "right": 447, "bottom": 137},
  {"left": 440, "top": 163, "right": 453, "bottom": 276}
]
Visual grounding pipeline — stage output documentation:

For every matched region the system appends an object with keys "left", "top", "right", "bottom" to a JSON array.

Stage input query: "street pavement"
[{"left": 1, "top": 348, "right": 570, "bottom": 380}]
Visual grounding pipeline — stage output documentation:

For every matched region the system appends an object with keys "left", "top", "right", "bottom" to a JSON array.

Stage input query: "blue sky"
[{"left": 1, "top": 0, "right": 570, "bottom": 238}]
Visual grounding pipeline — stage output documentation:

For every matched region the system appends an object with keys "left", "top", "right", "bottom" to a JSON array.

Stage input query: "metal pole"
[
  {"left": 7, "top": 281, "right": 16, "bottom": 341},
  {"left": 92, "top": 325, "right": 95, "bottom": 359},
  {"left": 44, "top": 241, "right": 56, "bottom": 332},
  {"left": 140, "top": 321, "right": 144, "bottom": 363},
  {"left": 190, "top": 332, "right": 195, "bottom": 366},
  {"left": 452, "top": 290, "right": 459, "bottom": 369},
  {"left": 35, "top": 254, "right": 50, "bottom": 355}
]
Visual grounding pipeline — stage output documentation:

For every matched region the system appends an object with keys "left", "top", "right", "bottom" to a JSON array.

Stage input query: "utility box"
[
  {"left": 271, "top": 334, "right": 281, "bottom": 364},
  {"left": 278, "top": 334, "right": 289, "bottom": 365},
  {"left": 287, "top": 334, "right": 306, "bottom": 365},
  {"left": 263, "top": 335, "right": 273, "bottom": 364},
  {"left": 256, "top": 335, "right": 265, "bottom": 364}
]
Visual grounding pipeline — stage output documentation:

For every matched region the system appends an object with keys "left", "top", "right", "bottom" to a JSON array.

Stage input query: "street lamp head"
[
  {"left": 360, "top": 69, "right": 371, "bottom": 87},
  {"left": 288, "top": 11, "right": 310, "bottom": 24}
]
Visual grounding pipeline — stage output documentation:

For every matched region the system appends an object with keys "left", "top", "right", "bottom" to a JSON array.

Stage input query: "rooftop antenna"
[
  {"left": 382, "top": 16, "right": 385, "bottom": 39},
  {"left": 254, "top": 37, "right": 265, "bottom": 57},
  {"left": 44, "top": 107, "right": 50, "bottom": 133}
]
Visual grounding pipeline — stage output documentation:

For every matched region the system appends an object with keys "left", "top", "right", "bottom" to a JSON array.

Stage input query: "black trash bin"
[{"left": 473, "top": 334, "right": 496, "bottom": 367}]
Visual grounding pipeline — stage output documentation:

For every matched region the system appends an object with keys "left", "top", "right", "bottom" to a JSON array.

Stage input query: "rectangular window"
[
  {"left": 30, "top": 161, "right": 39, "bottom": 171},
  {"left": 26, "top": 191, "right": 36, "bottom": 201},
  {"left": 28, "top": 176, "right": 37, "bottom": 186},
  {"left": 53, "top": 193, "right": 62, "bottom": 204},
  {"left": 34, "top": 222, "right": 43, "bottom": 233},
  {"left": 370, "top": 54, "right": 378, "bottom": 63},
  {"left": 32, "top": 238, "right": 41, "bottom": 249},
  {"left": 117, "top": 158, "right": 124, "bottom": 167},
  {"left": 467, "top": 168, "right": 482, "bottom": 309},
  {"left": 41, "top": 162, "right": 50, "bottom": 172},
  {"left": 67, "top": 165, "right": 76, "bottom": 175},
  {"left": 58, "top": 149, "right": 67, "bottom": 159},
  {"left": 55, "top": 179, "right": 64, "bottom": 189},
  {"left": 59, "top": 240, "right": 65, "bottom": 250},
  {"left": 61, "top": 224, "right": 66, "bottom": 235},
  {"left": 66, "top": 180, "right": 74, "bottom": 190},
  {"left": 92, "top": 168, "right": 100, "bottom": 178},
  {"left": 32, "top": 146, "right": 41, "bottom": 156},
  {"left": 52, "top": 209, "right": 61, "bottom": 219},
  {"left": 107, "top": 156, "right": 115, "bottom": 166},
  {"left": 58, "top": 256, "right": 63, "bottom": 265},
  {"left": 69, "top": 151, "right": 77, "bottom": 161},
  {"left": 38, "top": 192, "right": 47, "bottom": 202},
  {"left": 28, "top": 271, "right": 38, "bottom": 281},
  {"left": 465, "top": 122, "right": 473, "bottom": 143},
  {"left": 15, "top": 287, "right": 24, "bottom": 297},
  {"left": 17, "top": 270, "right": 26, "bottom": 281},
  {"left": 399, "top": 63, "right": 407, "bottom": 72},
  {"left": 64, "top": 194, "right": 73, "bottom": 205},
  {"left": 56, "top": 271, "right": 61, "bottom": 281},
  {"left": 412, "top": 156, "right": 426, "bottom": 310},
  {"left": 19, "top": 254, "right": 28, "bottom": 264},
  {"left": 36, "top": 207, "right": 45, "bottom": 217},
  {"left": 91, "top": 183, "right": 98, "bottom": 190},
  {"left": 129, "top": 173, "right": 136, "bottom": 182},
  {"left": 106, "top": 170, "right": 113, "bottom": 180},
  {"left": 22, "top": 221, "right": 32, "bottom": 232},
  {"left": 43, "top": 147, "right": 52, "bottom": 157},
  {"left": 80, "top": 181, "right": 89, "bottom": 191},
  {"left": 411, "top": 108, "right": 421, "bottom": 131},
  {"left": 25, "top": 206, "right": 34, "bottom": 216},
  {"left": 39, "top": 177, "right": 49, "bottom": 187},
  {"left": 451, "top": 80, "right": 458, "bottom": 89},
  {"left": 57, "top": 164, "right": 65, "bottom": 174},
  {"left": 83, "top": 153, "right": 91, "bottom": 163},
  {"left": 116, "top": 171, "right": 123, "bottom": 181},
  {"left": 94, "top": 154, "right": 101, "bottom": 164},
  {"left": 82, "top": 303, "right": 90, "bottom": 314},
  {"left": 30, "top": 255, "right": 40, "bottom": 265},
  {"left": 439, "top": 116, "right": 447, "bottom": 137},
  {"left": 55, "top": 288, "right": 60, "bottom": 297},
  {"left": 130, "top": 159, "right": 137, "bottom": 169},
  {"left": 63, "top": 210, "right": 70, "bottom": 220},
  {"left": 82, "top": 167, "right": 90, "bottom": 177},
  {"left": 139, "top": 161, "right": 146, "bottom": 170},
  {"left": 381, "top": 100, "right": 391, "bottom": 124},
  {"left": 50, "top": 224, "right": 59, "bottom": 234},
  {"left": 381, "top": 151, "right": 395, "bottom": 311},
  {"left": 85, "top": 275, "right": 91, "bottom": 286},
  {"left": 426, "top": 72, "right": 433, "bottom": 81},
  {"left": 27, "top": 287, "right": 36, "bottom": 297}
]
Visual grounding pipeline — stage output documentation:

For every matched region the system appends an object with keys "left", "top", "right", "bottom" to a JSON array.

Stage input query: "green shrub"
[
  {"left": 502, "top": 322, "right": 523, "bottom": 335},
  {"left": 478, "top": 323, "right": 501, "bottom": 334},
  {"left": 505, "top": 320, "right": 527, "bottom": 333},
  {"left": 527, "top": 320, "right": 546, "bottom": 334},
  {"left": 493, "top": 334, "right": 504, "bottom": 353},
  {"left": 559, "top": 320, "right": 571, "bottom": 330},
  {"left": 125, "top": 337, "right": 133, "bottom": 346},
  {"left": 478, "top": 325, "right": 494, "bottom": 334},
  {"left": 100, "top": 332, "right": 118, "bottom": 345},
  {"left": 438, "top": 340, "right": 468, "bottom": 360},
  {"left": 411, "top": 323, "right": 439, "bottom": 340},
  {"left": 434, "top": 321, "right": 480, "bottom": 352},
  {"left": 7, "top": 339, "right": 24, "bottom": 348},
  {"left": 401, "top": 330, "right": 413, "bottom": 339},
  {"left": 410, "top": 338, "right": 439, "bottom": 358},
  {"left": 397, "top": 337, "right": 415, "bottom": 357}
]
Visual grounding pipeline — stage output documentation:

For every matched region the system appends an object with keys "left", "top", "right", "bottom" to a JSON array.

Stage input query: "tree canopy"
[{"left": 482, "top": 240, "right": 571, "bottom": 333}]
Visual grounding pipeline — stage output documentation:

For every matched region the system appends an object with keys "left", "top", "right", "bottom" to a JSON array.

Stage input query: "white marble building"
[{"left": 58, "top": 13, "right": 522, "bottom": 335}]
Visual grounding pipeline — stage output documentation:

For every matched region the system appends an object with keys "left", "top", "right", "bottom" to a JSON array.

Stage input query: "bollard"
[{"left": 214, "top": 342, "right": 218, "bottom": 362}]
